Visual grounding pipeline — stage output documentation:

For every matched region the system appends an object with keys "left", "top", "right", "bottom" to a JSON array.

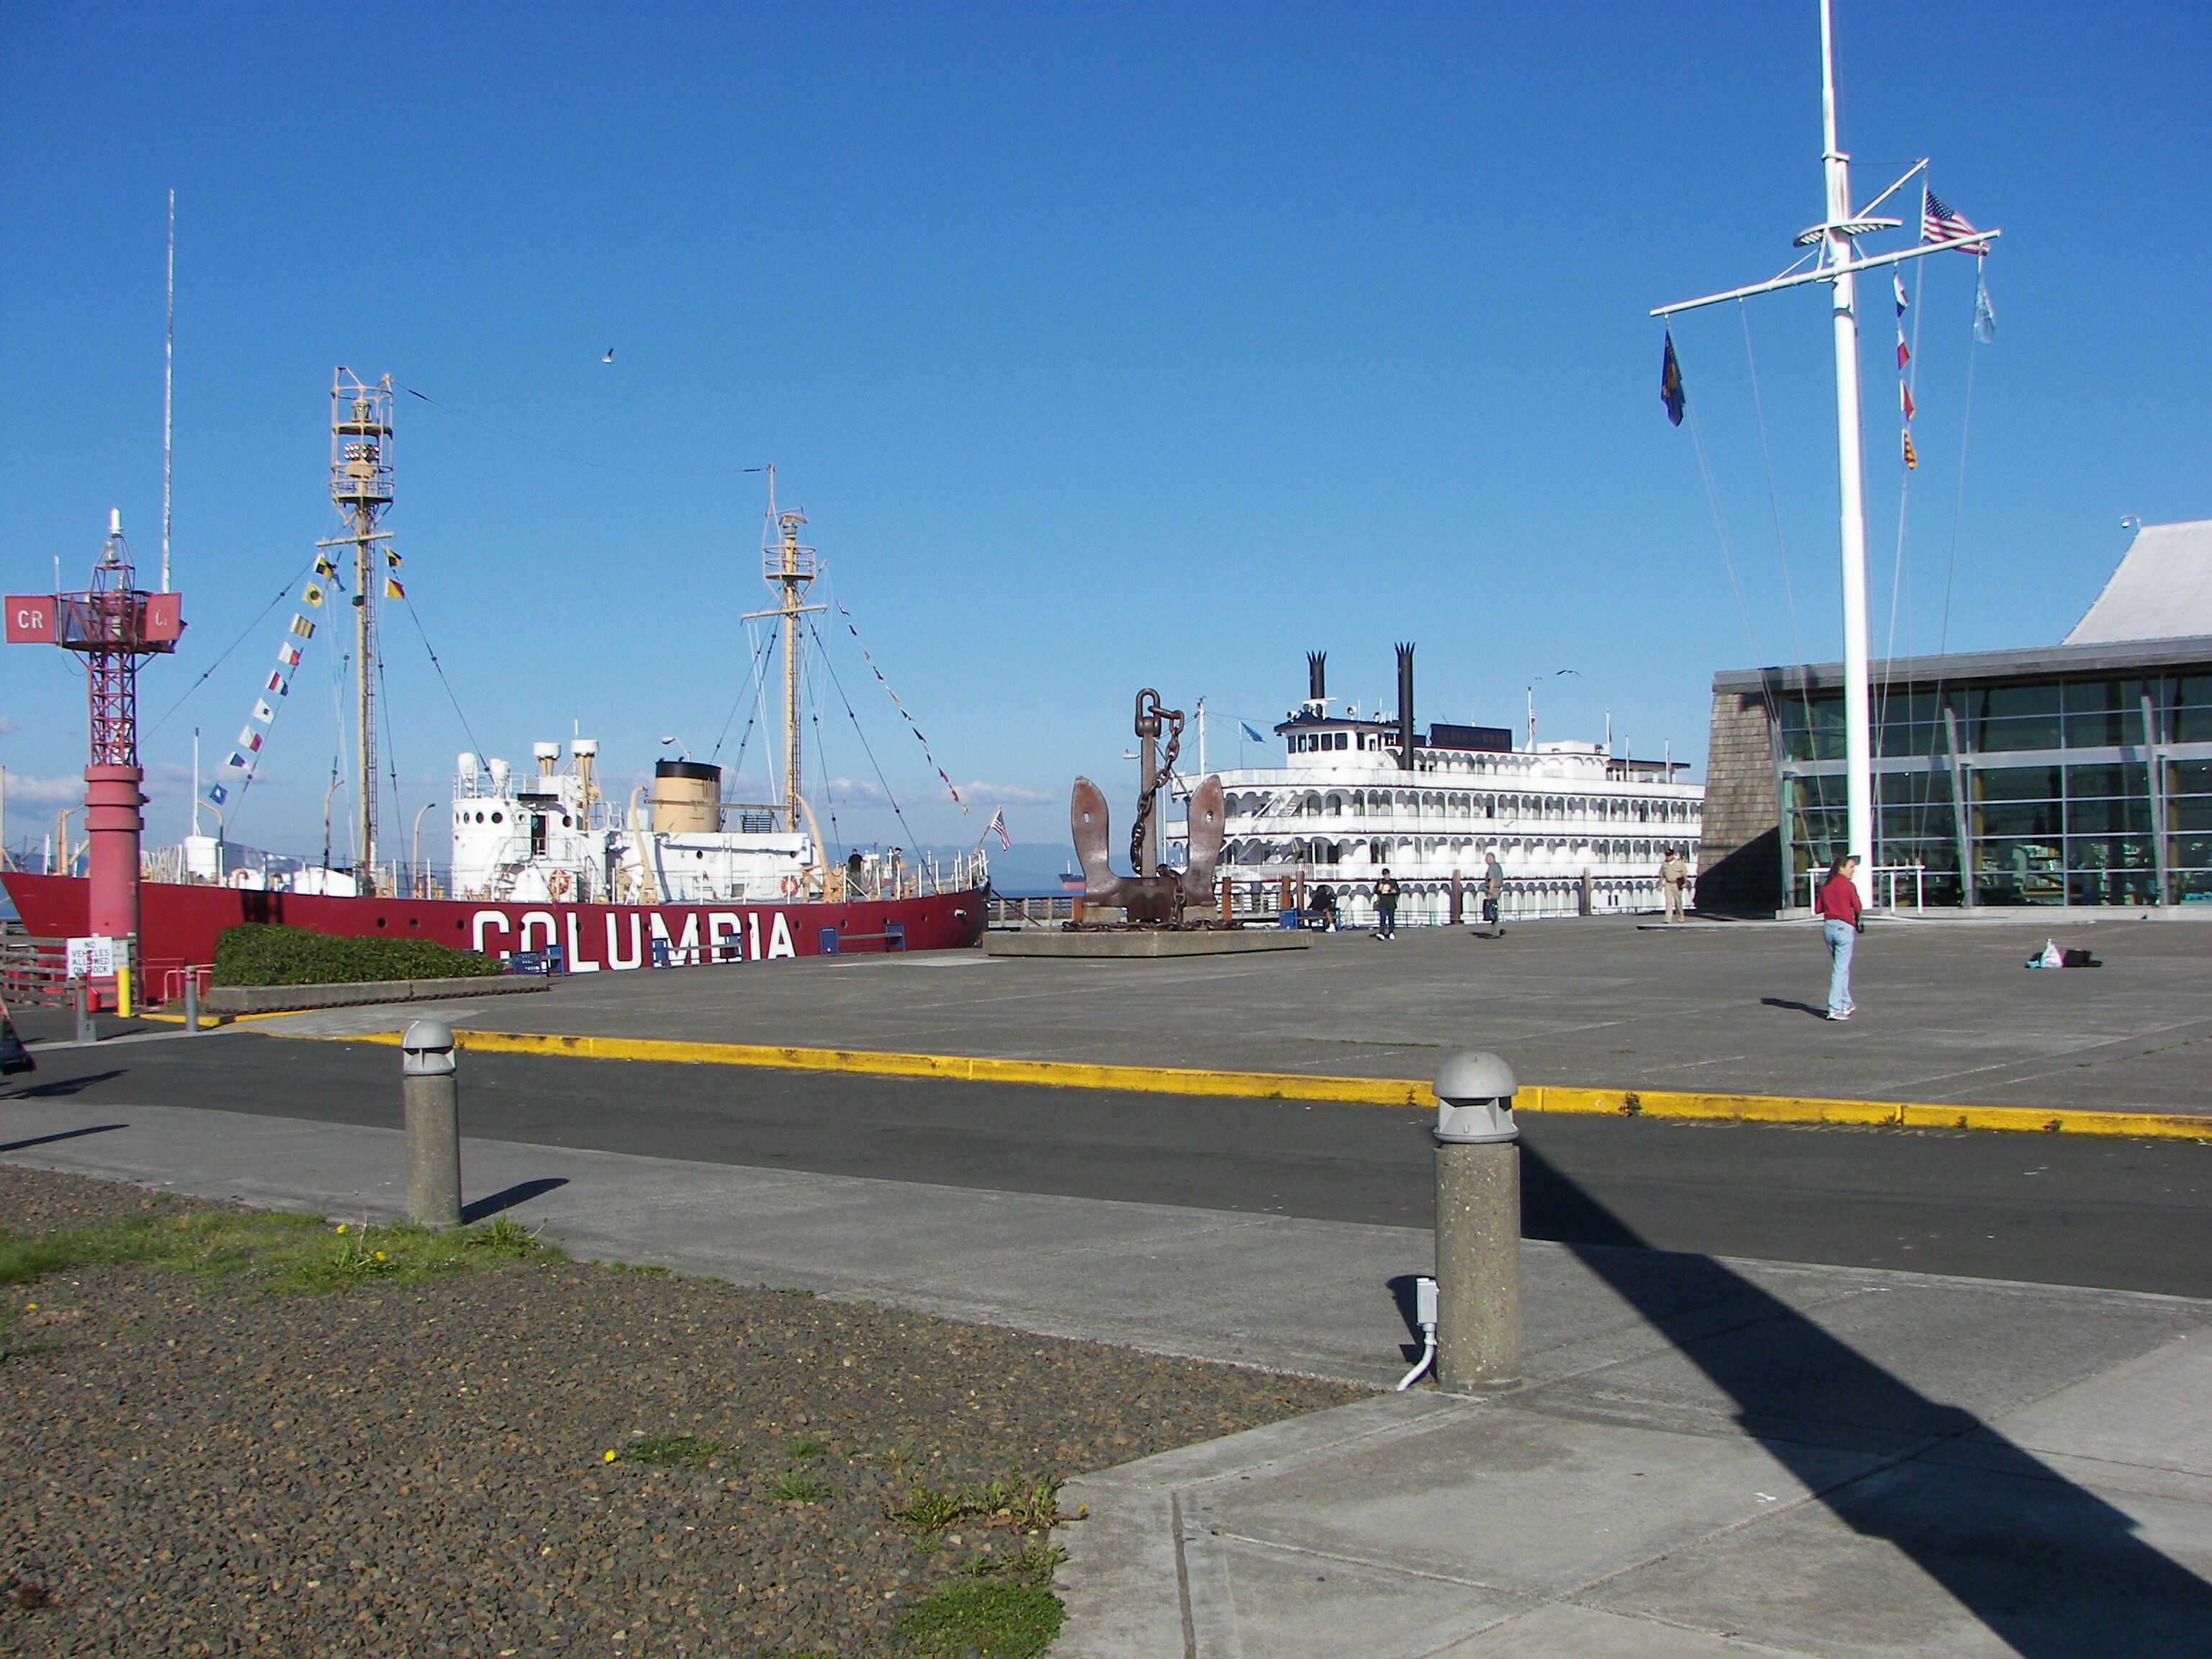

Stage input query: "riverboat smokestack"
[
  {"left": 1395, "top": 642, "right": 1416, "bottom": 770},
  {"left": 1307, "top": 651, "right": 1326, "bottom": 703}
]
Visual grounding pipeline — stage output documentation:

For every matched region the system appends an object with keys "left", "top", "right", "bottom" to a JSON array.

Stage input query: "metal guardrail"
[
  {"left": 986, "top": 894, "right": 1079, "bottom": 928},
  {"left": 0, "top": 937, "right": 72, "bottom": 1008}
]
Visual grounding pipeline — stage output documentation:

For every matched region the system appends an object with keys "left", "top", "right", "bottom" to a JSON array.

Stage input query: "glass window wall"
[{"left": 1773, "top": 668, "right": 2212, "bottom": 907}]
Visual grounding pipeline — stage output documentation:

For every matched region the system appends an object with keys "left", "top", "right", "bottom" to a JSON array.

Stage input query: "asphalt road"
[{"left": 9, "top": 1028, "right": 2212, "bottom": 1300}]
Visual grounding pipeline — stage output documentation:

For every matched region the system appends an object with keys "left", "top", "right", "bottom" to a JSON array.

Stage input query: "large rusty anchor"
[{"left": 1070, "top": 689, "right": 1226, "bottom": 925}]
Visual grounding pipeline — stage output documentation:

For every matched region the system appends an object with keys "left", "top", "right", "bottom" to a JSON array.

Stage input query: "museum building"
[{"left": 1697, "top": 518, "right": 2212, "bottom": 913}]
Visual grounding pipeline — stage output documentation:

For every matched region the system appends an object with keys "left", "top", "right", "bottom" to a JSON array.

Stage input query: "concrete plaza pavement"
[
  {"left": 248, "top": 915, "right": 2212, "bottom": 1114},
  {"left": 5, "top": 1089, "right": 2212, "bottom": 1655}
]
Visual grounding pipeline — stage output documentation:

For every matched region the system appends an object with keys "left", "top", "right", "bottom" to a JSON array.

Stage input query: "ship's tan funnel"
[{"left": 652, "top": 760, "right": 722, "bottom": 833}]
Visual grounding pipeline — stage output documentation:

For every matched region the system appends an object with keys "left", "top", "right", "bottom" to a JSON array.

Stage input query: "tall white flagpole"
[
  {"left": 1819, "top": 0, "right": 1875, "bottom": 903},
  {"left": 162, "top": 188, "right": 176, "bottom": 593}
]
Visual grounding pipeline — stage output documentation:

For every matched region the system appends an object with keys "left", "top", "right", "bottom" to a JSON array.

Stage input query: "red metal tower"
[{"left": 6, "top": 513, "right": 183, "bottom": 974}]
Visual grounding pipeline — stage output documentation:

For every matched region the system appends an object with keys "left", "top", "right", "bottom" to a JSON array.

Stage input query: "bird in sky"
[{"left": 601, "top": 348, "right": 614, "bottom": 364}]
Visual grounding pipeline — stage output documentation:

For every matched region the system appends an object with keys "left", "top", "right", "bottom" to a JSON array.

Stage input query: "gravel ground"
[{"left": 0, "top": 1167, "right": 1356, "bottom": 1657}]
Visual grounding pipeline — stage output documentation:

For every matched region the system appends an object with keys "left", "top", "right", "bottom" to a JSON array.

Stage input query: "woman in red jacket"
[{"left": 1815, "top": 854, "right": 1863, "bottom": 1020}]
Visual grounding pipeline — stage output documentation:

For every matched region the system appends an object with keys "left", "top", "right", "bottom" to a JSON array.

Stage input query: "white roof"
[{"left": 2065, "top": 519, "right": 2212, "bottom": 645}]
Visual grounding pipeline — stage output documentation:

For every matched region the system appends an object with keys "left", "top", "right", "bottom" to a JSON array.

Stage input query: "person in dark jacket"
[
  {"left": 1815, "top": 853, "right": 1863, "bottom": 1020},
  {"left": 1372, "top": 870, "right": 1401, "bottom": 940}
]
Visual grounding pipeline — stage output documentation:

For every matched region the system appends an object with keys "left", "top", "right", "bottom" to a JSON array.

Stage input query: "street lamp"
[{"left": 412, "top": 801, "right": 436, "bottom": 898}]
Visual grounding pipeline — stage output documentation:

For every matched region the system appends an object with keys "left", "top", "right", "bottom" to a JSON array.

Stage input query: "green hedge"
[{"left": 211, "top": 924, "right": 507, "bottom": 988}]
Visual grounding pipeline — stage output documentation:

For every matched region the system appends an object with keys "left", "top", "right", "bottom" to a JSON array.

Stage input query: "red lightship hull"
[{"left": 1, "top": 873, "right": 987, "bottom": 995}]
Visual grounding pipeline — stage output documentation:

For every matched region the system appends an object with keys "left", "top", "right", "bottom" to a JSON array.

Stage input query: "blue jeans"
[
  {"left": 1824, "top": 920, "right": 1856, "bottom": 1017},
  {"left": 1377, "top": 904, "right": 1397, "bottom": 937}
]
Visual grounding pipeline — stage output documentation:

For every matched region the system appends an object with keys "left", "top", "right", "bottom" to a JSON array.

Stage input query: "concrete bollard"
[
  {"left": 183, "top": 977, "right": 201, "bottom": 1035},
  {"left": 1432, "top": 1050, "right": 1521, "bottom": 1390},
  {"left": 73, "top": 982, "right": 96, "bottom": 1046},
  {"left": 400, "top": 1020, "right": 462, "bottom": 1230}
]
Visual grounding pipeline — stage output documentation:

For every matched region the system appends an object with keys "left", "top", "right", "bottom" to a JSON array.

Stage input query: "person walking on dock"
[
  {"left": 1372, "top": 870, "right": 1401, "bottom": 940},
  {"left": 1481, "top": 852, "right": 1506, "bottom": 938},
  {"left": 1660, "top": 846, "right": 1689, "bottom": 923},
  {"left": 1816, "top": 853, "right": 1863, "bottom": 1020}
]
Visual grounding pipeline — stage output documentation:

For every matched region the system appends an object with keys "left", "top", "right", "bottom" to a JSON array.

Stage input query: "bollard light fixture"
[
  {"left": 1433, "top": 1049, "right": 1518, "bottom": 1144},
  {"left": 400, "top": 1018, "right": 457, "bottom": 1076}
]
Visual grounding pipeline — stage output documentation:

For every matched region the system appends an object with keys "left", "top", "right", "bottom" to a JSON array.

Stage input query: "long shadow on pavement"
[
  {"left": 462, "top": 1177, "right": 569, "bottom": 1223},
  {"left": 0, "top": 1122, "right": 128, "bottom": 1154},
  {"left": 1520, "top": 1143, "right": 2212, "bottom": 1656}
]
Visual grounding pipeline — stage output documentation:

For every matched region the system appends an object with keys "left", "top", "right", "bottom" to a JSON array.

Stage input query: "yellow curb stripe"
[{"left": 276, "top": 1027, "right": 2211, "bottom": 1141}]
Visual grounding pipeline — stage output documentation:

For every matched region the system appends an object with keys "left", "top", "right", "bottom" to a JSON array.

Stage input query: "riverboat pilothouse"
[
  {"left": 1171, "top": 649, "right": 1704, "bottom": 927},
  {"left": 2, "top": 387, "right": 988, "bottom": 984}
]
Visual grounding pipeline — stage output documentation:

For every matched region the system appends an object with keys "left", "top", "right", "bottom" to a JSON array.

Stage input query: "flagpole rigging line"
[
  {"left": 804, "top": 616, "right": 924, "bottom": 855},
  {"left": 1880, "top": 253, "right": 1928, "bottom": 719},
  {"left": 1887, "top": 254, "right": 1929, "bottom": 849},
  {"left": 731, "top": 619, "right": 782, "bottom": 797},
  {"left": 1733, "top": 300, "right": 1820, "bottom": 752},
  {"left": 1676, "top": 333, "right": 1790, "bottom": 760},
  {"left": 392, "top": 590, "right": 486, "bottom": 767},
  {"left": 709, "top": 623, "right": 781, "bottom": 765}
]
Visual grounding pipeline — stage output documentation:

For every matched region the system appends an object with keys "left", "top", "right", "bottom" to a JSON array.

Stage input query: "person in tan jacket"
[{"left": 1660, "top": 848, "right": 1690, "bottom": 922}]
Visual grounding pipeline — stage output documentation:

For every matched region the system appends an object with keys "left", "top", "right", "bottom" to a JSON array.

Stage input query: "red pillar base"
[{"left": 84, "top": 763, "right": 145, "bottom": 947}]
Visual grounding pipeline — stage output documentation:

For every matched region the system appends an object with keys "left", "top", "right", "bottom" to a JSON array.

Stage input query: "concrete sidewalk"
[{"left": 5, "top": 1095, "right": 2211, "bottom": 1653}]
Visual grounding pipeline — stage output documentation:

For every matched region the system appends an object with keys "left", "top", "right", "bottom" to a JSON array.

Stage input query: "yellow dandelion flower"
[
  {"left": 336, "top": 1223, "right": 348, "bottom": 1233},
  {"left": 374, "top": 1251, "right": 387, "bottom": 1262},
  {"left": 604, "top": 1450, "right": 618, "bottom": 1462}
]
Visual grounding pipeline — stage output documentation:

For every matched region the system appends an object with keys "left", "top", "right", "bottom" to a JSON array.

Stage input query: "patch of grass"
[
  {"left": 617, "top": 1434, "right": 736, "bottom": 1470},
  {"left": 0, "top": 1209, "right": 561, "bottom": 1297},
  {"left": 889, "top": 1474, "right": 1066, "bottom": 1537},
  {"left": 894, "top": 1578, "right": 1064, "bottom": 1658},
  {"left": 785, "top": 1432, "right": 829, "bottom": 1460},
  {"left": 762, "top": 1468, "right": 834, "bottom": 1504},
  {"left": 463, "top": 1215, "right": 549, "bottom": 1259}
]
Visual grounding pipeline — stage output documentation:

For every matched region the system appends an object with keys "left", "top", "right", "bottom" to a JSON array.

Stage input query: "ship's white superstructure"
[
  {"left": 449, "top": 742, "right": 817, "bottom": 905},
  {"left": 1168, "top": 655, "right": 1703, "bottom": 926}
]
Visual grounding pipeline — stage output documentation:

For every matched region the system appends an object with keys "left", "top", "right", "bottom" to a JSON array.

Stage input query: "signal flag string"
[{"left": 835, "top": 600, "right": 967, "bottom": 814}]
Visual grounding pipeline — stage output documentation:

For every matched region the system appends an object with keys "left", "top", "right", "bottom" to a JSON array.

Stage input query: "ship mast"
[
  {"left": 324, "top": 371, "right": 395, "bottom": 886},
  {"left": 1652, "top": 0, "right": 1997, "bottom": 904},
  {"left": 755, "top": 467, "right": 824, "bottom": 834}
]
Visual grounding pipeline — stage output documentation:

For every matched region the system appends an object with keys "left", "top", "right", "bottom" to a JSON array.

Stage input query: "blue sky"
[{"left": 2, "top": 1, "right": 2206, "bottom": 863}]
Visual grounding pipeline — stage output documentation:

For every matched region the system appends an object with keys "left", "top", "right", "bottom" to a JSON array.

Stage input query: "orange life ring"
[
  {"left": 547, "top": 870, "right": 572, "bottom": 900},
  {"left": 779, "top": 873, "right": 801, "bottom": 899}
]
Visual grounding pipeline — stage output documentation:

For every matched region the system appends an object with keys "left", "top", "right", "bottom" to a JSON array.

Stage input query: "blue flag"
[
  {"left": 1973, "top": 266, "right": 1997, "bottom": 344},
  {"left": 1660, "top": 333, "right": 1686, "bottom": 426},
  {"left": 1240, "top": 721, "right": 1268, "bottom": 743}
]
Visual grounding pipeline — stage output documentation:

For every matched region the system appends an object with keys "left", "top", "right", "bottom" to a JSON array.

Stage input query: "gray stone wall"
[{"left": 1696, "top": 685, "right": 1781, "bottom": 916}]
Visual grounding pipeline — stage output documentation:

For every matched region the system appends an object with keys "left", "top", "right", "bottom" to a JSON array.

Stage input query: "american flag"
[
  {"left": 1922, "top": 189, "right": 1990, "bottom": 254},
  {"left": 986, "top": 806, "right": 1011, "bottom": 850}
]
